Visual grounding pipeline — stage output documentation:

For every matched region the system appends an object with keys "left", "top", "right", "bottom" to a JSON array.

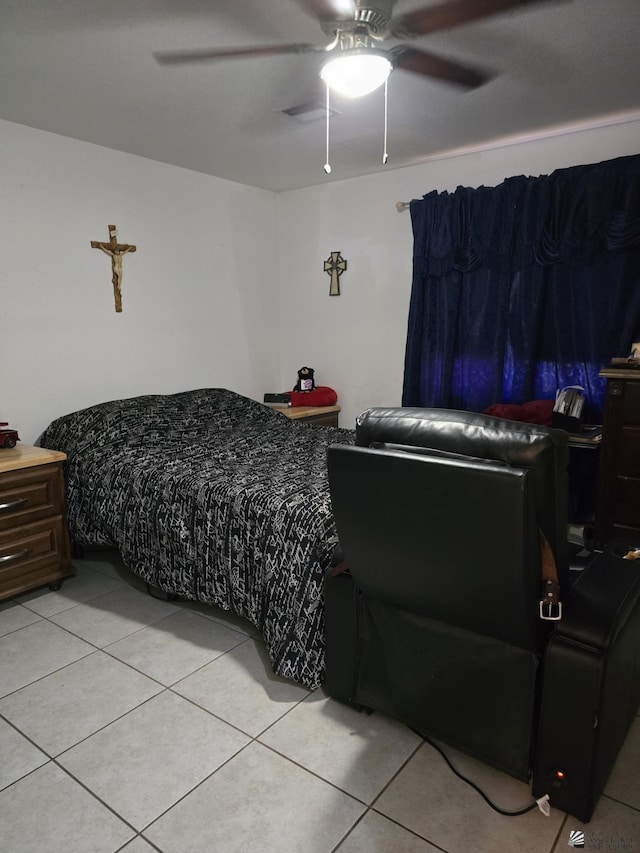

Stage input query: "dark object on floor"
[{"left": 325, "top": 407, "right": 640, "bottom": 823}]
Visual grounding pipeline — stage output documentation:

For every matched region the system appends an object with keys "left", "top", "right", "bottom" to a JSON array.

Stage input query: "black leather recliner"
[{"left": 325, "top": 407, "right": 640, "bottom": 823}]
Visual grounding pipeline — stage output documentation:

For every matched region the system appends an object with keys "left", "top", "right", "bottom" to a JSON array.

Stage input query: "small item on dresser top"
[
  {"left": 264, "top": 393, "right": 291, "bottom": 406},
  {"left": 609, "top": 357, "right": 640, "bottom": 369},
  {"left": 609, "top": 342, "right": 640, "bottom": 368},
  {"left": 0, "top": 422, "right": 20, "bottom": 449},
  {"left": 293, "top": 366, "right": 315, "bottom": 392}
]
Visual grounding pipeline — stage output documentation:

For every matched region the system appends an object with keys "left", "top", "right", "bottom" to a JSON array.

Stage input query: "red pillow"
[
  {"left": 483, "top": 399, "right": 554, "bottom": 426},
  {"left": 289, "top": 386, "right": 338, "bottom": 408}
]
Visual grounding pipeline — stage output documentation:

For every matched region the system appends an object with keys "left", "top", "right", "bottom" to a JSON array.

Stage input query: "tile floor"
[{"left": 1, "top": 552, "right": 639, "bottom": 853}]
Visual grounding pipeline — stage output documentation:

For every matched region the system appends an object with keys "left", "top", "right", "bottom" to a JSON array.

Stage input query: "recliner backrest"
[
  {"left": 354, "top": 407, "right": 571, "bottom": 589},
  {"left": 328, "top": 443, "right": 545, "bottom": 652}
]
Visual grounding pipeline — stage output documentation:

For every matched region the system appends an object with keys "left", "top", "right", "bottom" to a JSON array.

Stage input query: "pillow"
[
  {"left": 483, "top": 399, "right": 554, "bottom": 426},
  {"left": 290, "top": 386, "right": 338, "bottom": 407}
]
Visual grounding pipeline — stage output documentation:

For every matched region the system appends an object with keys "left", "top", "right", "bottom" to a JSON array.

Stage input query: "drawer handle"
[
  {"left": 0, "top": 548, "right": 32, "bottom": 564},
  {"left": 0, "top": 497, "right": 28, "bottom": 513}
]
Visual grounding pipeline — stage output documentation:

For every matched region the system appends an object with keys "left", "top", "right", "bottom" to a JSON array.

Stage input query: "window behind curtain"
[{"left": 402, "top": 154, "right": 640, "bottom": 423}]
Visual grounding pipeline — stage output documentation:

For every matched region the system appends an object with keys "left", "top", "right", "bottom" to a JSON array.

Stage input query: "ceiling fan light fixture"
[{"left": 320, "top": 49, "right": 392, "bottom": 98}]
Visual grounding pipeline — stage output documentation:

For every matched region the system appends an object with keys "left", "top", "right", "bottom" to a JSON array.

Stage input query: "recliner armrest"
[
  {"left": 553, "top": 545, "right": 640, "bottom": 651},
  {"left": 533, "top": 539, "right": 640, "bottom": 821}
]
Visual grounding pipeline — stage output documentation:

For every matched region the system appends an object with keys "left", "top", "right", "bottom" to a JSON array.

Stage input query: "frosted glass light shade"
[{"left": 320, "top": 50, "right": 392, "bottom": 98}]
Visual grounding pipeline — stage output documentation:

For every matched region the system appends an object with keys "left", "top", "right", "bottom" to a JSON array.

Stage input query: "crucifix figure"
[
  {"left": 91, "top": 225, "right": 137, "bottom": 312},
  {"left": 324, "top": 251, "right": 347, "bottom": 296}
]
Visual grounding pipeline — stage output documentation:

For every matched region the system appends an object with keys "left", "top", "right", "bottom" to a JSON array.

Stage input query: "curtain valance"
[{"left": 411, "top": 154, "right": 640, "bottom": 276}]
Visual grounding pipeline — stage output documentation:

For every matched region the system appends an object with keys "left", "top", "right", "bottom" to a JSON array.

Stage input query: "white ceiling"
[{"left": 1, "top": 0, "right": 639, "bottom": 192}]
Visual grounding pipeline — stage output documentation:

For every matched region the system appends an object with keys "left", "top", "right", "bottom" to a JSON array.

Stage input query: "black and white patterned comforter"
[{"left": 40, "top": 388, "right": 355, "bottom": 688}]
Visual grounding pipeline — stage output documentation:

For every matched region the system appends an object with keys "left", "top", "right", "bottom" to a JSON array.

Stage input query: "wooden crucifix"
[
  {"left": 324, "top": 251, "right": 347, "bottom": 296},
  {"left": 91, "top": 225, "right": 137, "bottom": 312}
]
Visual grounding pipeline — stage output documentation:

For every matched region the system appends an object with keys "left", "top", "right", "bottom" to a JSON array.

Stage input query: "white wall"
[
  {"left": 3, "top": 113, "right": 639, "bottom": 442},
  {"left": 1, "top": 120, "right": 280, "bottom": 443},
  {"left": 276, "top": 113, "right": 640, "bottom": 429}
]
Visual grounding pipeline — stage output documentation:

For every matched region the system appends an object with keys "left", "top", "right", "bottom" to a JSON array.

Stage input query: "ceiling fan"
[{"left": 153, "top": 0, "right": 563, "bottom": 97}]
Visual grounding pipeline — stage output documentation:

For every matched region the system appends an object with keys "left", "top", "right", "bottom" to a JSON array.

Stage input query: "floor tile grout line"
[
  {"left": 2, "top": 622, "right": 312, "bottom": 759},
  {"left": 165, "top": 675, "right": 313, "bottom": 741},
  {"left": 20, "top": 571, "right": 259, "bottom": 657},
  {"left": 12, "top": 571, "right": 131, "bottom": 617},
  {"left": 133, "top": 736, "right": 259, "bottom": 838},
  {"left": 7, "top": 679, "right": 637, "bottom": 852},
  {"left": 2, "top": 688, "right": 168, "bottom": 765},
  {"left": 11, "top": 673, "right": 345, "bottom": 810},
  {"left": 3, "top": 633, "right": 330, "bottom": 832},
  {"left": 41, "top": 600, "right": 186, "bottom": 655},
  {"left": 15, "top": 564, "right": 180, "bottom": 615},
  {"left": 100, "top": 633, "right": 254, "bottom": 692},
  {"left": 0, "top": 650, "right": 98, "bottom": 702},
  {"left": 600, "top": 791, "right": 640, "bottom": 815},
  {"left": 331, "top": 804, "right": 450, "bottom": 853},
  {"left": 4, "top": 693, "right": 288, "bottom": 847},
  {"left": 4, "top": 561, "right": 640, "bottom": 849},
  {"left": 131, "top": 733, "right": 377, "bottom": 846},
  {"left": 364, "top": 735, "right": 572, "bottom": 852},
  {"left": 253, "top": 736, "right": 374, "bottom": 807},
  {"left": 5, "top": 709, "right": 640, "bottom": 848},
  {"left": 553, "top": 814, "right": 571, "bottom": 853},
  {"left": 114, "top": 833, "right": 163, "bottom": 853},
  {"left": 46, "top": 755, "right": 143, "bottom": 838},
  {"left": 0, "top": 597, "right": 181, "bottom": 703},
  {"left": 15, "top": 556, "right": 279, "bottom": 645},
  {"left": 0, "top": 741, "right": 142, "bottom": 843},
  {"left": 73, "top": 553, "right": 271, "bottom": 638},
  {"left": 0, "top": 712, "right": 51, "bottom": 792}
]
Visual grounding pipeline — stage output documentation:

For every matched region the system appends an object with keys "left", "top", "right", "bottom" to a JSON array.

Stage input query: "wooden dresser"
[
  {"left": 0, "top": 445, "right": 73, "bottom": 601},
  {"left": 275, "top": 405, "right": 341, "bottom": 427},
  {"left": 595, "top": 369, "right": 640, "bottom": 549}
]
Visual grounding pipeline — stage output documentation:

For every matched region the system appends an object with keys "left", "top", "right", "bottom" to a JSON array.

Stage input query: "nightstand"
[
  {"left": 276, "top": 405, "right": 341, "bottom": 427},
  {"left": 0, "top": 445, "right": 73, "bottom": 601}
]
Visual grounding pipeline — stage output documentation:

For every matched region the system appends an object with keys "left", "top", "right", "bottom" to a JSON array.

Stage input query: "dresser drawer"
[
  {"left": 615, "top": 426, "right": 640, "bottom": 478},
  {"left": 610, "top": 475, "right": 640, "bottom": 529},
  {"left": 0, "top": 463, "right": 64, "bottom": 531},
  {"left": 0, "top": 515, "right": 72, "bottom": 599},
  {"left": 621, "top": 379, "right": 640, "bottom": 422}
]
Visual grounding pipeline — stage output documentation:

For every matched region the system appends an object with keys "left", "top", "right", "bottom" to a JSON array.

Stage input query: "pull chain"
[
  {"left": 323, "top": 77, "right": 389, "bottom": 173},
  {"left": 383, "top": 77, "right": 388, "bottom": 165},
  {"left": 324, "top": 83, "right": 331, "bottom": 174}
]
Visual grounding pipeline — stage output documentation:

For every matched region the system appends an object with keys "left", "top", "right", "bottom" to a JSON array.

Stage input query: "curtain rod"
[{"left": 396, "top": 201, "right": 410, "bottom": 212}]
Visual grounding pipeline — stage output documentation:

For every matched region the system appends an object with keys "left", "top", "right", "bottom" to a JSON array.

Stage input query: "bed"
[{"left": 39, "top": 388, "right": 355, "bottom": 688}]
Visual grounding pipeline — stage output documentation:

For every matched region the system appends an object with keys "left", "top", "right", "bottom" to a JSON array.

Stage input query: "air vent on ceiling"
[{"left": 282, "top": 102, "right": 339, "bottom": 123}]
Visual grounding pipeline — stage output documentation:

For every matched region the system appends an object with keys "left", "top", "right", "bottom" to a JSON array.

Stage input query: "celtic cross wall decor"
[{"left": 324, "top": 251, "right": 347, "bottom": 296}]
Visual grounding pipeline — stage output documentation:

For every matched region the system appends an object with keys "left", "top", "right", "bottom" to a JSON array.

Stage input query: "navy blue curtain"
[{"left": 402, "top": 154, "right": 640, "bottom": 422}]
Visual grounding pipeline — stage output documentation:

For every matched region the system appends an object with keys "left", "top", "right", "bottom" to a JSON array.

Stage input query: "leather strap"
[{"left": 539, "top": 530, "right": 562, "bottom": 620}]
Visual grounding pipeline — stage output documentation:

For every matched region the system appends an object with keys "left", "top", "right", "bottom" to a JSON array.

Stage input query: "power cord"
[{"left": 421, "top": 734, "right": 550, "bottom": 817}]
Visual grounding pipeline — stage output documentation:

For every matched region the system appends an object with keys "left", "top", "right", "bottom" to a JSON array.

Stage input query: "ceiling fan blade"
[
  {"left": 391, "top": 0, "right": 559, "bottom": 38},
  {"left": 293, "top": 0, "right": 356, "bottom": 22},
  {"left": 153, "top": 42, "right": 323, "bottom": 66},
  {"left": 393, "top": 46, "right": 494, "bottom": 89}
]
